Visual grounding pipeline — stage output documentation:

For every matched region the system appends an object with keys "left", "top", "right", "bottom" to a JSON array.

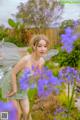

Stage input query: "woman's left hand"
[{"left": 6, "top": 89, "right": 17, "bottom": 97}]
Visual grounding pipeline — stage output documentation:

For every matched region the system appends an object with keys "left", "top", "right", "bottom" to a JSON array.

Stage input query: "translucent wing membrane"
[
  {"left": 43, "top": 49, "right": 59, "bottom": 61},
  {"left": 0, "top": 41, "right": 20, "bottom": 87},
  {"left": 0, "top": 41, "right": 20, "bottom": 68}
]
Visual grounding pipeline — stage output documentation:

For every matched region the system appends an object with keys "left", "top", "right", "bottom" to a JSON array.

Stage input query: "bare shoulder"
[
  {"left": 16, "top": 54, "right": 30, "bottom": 64},
  {"left": 21, "top": 54, "right": 31, "bottom": 62},
  {"left": 12, "top": 54, "right": 31, "bottom": 73}
]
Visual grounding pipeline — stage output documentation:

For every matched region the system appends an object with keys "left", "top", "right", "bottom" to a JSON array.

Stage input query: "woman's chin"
[{"left": 40, "top": 54, "right": 45, "bottom": 57}]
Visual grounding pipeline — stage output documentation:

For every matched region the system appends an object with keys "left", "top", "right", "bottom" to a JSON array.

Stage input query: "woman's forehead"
[{"left": 38, "top": 39, "right": 47, "bottom": 44}]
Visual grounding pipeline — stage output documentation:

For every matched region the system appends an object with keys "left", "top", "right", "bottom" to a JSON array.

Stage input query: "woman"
[{"left": 5, "top": 34, "right": 49, "bottom": 120}]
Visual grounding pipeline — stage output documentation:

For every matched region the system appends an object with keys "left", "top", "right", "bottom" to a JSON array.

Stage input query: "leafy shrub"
[{"left": 4, "top": 37, "right": 25, "bottom": 47}]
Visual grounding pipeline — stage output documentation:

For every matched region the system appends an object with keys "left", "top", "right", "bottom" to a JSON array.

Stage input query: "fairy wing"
[
  {"left": 0, "top": 41, "right": 21, "bottom": 87},
  {"left": 0, "top": 41, "right": 21, "bottom": 68},
  {"left": 43, "top": 49, "right": 59, "bottom": 61}
]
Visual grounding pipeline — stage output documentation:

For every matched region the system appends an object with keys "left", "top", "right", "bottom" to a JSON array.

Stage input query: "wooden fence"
[{"left": 25, "top": 28, "right": 60, "bottom": 48}]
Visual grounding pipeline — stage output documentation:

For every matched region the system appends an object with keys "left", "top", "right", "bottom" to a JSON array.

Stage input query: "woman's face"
[{"left": 35, "top": 39, "right": 48, "bottom": 57}]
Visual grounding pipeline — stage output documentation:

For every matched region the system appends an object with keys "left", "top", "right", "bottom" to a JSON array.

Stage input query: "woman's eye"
[
  {"left": 38, "top": 45, "right": 42, "bottom": 47},
  {"left": 38, "top": 45, "right": 47, "bottom": 47}
]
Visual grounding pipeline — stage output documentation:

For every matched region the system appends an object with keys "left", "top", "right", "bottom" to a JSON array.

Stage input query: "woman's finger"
[{"left": 6, "top": 91, "right": 16, "bottom": 97}]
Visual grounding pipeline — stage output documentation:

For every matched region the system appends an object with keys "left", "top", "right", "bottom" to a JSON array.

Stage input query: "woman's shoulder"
[
  {"left": 21, "top": 54, "right": 31, "bottom": 62},
  {"left": 14, "top": 54, "right": 31, "bottom": 68}
]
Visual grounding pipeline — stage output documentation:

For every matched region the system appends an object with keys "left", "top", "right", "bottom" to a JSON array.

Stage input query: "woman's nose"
[{"left": 41, "top": 47, "right": 45, "bottom": 51}]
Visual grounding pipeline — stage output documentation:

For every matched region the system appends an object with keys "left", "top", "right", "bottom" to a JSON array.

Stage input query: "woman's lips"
[{"left": 40, "top": 52, "right": 45, "bottom": 54}]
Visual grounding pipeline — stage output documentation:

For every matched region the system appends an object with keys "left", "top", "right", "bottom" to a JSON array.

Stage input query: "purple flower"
[
  {"left": 65, "top": 27, "right": 73, "bottom": 35},
  {"left": 30, "top": 83, "right": 37, "bottom": 89},
  {"left": 0, "top": 101, "right": 17, "bottom": 120},
  {"left": 19, "top": 68, "right": 34, "bottom": 90},
  {"left": 19, "top": 66, "right": 63, "bottom": 97},
  {"left": 59, "top": 67, "right": 80, "bottom": 84},
  {"left": 49, "top": 76, "right": 61, "bottom": 86},
  {"left": 55, "top": 107, "right": 64, "bottom": 113},
  {"left": 38, "top": 67, "right": 62, "bottom": 97},
  {"left": 73, "top": 20, "right": 79, "bottom": 26},
  {"left": 38, "top": 78, "right": 52, "bottom": 97},
  {"left": 54, "top": 106, "right": 68, "bottom": 119},
  {"left": 61, "top": 27, "right": 78, "bottom": 53},
  {"left": 19, "top": 75, "right": 29, "bottom": 90}
]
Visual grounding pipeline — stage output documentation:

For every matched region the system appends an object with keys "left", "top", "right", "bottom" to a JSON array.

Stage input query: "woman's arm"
[{"left": 7, "top": 56, "right": 27, "bottom": 97}]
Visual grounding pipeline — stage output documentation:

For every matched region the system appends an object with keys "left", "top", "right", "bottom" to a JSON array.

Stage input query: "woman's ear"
[{"left": 33, "top": 46, "right": 36, "bottom": 51}]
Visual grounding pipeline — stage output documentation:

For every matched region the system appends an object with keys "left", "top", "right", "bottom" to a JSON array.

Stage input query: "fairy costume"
[
  {"left": 1, "top": 66, "right": 34, "bottom": 99},
  {"left": 0, "top": 41, "right": 59, "bottom": 100},
  {"left": 0, "top": 41, "right": 29, "bottom": 99}
]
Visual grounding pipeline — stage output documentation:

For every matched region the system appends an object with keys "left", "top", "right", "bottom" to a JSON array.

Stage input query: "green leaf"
[
  {"left": 8, "top": 18, "right": 16, "bottom": 27},
  {"left": 27, "top": 88, "right": 37, "bottom": 100}
]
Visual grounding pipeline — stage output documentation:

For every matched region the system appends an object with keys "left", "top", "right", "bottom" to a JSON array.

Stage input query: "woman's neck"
[{"left": 31, "top": 52, "right": 40, "bottom": 61}]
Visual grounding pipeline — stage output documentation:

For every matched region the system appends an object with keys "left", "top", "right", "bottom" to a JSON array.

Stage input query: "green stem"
[
  {"left": 67, "top": 83, "right": 70, "bottom": 120},
  {"left": 67, "top": 80, "right": 76, "bottom": 120},
  {"left": 69, "top": 85, "right": 75, "bottom": 110},
  {"left": 68, "top": 83, "right": 70, "bottom": 106}
]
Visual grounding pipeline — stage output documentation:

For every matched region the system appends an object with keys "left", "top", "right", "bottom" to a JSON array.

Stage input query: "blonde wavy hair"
[{"left": 30, "top": 34, "right": 50, "bottom": 50}]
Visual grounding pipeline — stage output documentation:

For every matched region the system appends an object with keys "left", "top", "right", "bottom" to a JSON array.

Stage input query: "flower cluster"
[
  {"left": 19, "top": 65, "right": 40, "bottom": 90},
  {"left": 37, "top": 67, "right": 62, "bottom": 97},
  {"left": 19, "top": 68, "right": 32, "bottom": 90},
  {"left": 58, "top": 67, "right": 80, "bottom": 119},
  {"left": 0, "top": 101, "right": 17, "bottom": 120},
  {"left": 61, "top": 27, "right": 78, "bottom": 53},
  {"left": 53, "top": 106, "right": 68, "bottom": 120},
  {"left": 19, "top": 66, "right": 63, "bottom": 97},
  {"left": 58, "top": 66, "right": 80, "bottom": 84}
]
